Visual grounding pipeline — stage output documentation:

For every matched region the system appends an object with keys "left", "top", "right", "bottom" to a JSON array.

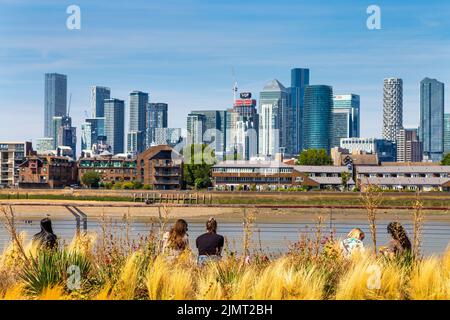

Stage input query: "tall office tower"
[
  {"left": 186, "top": 113, "right": 205, "bottom": 145},
  {"left": 104, "top": 98, "right": 125, "bottom": 155},
  {"left": 229, "top": 92, "right": 259, "bottom": 160},
  {"left": 81, "top": 118, "right": 105, "bottom": 151},
  {"left": 444, "top": 114, "right": 450, "bottom": 155},
  {"left": 146, "top": 103, "right": 168, "bottom": 148},
  {"left": 127, "top": 91, "right": 148, "bottom": 154},
  {"left": 382, "top": 78, "right": 403, "bottom": 142},
  {"left": 331, "top": 94, "right": 360, "bottom": 148},
  {"left": 258, "top": 80, "right": 288, "bottom": 157},
  {"left": 303, "top": 85, "right": 333, "bottom": 152},
  {"left": 396, "top": 128, "right": 423, "bottom": 162},
  {"left": 44, "top": 73, "right": 67, "bottom": 137},
  {"left": 90, "top": 86, "right": 111, "bottom": 117},
  {"left": 289, "top": 68, "right": 309, "bottom": 154},
  {"left": 187, "top": 110, "right": 227, "bottom": 155},
  {"left": 154, "top": 128, "right": 182, "bottom": 147},
  {"left": 420, "top": 78, "right": 445, "bottom": 162},
  {"left": 52, "top": 115, "right": 76, "bottom": 157}
]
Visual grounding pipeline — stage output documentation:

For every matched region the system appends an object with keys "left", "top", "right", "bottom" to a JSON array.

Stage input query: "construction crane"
[{"left": 231, "top": 67, "right": 238, "bottom": 103}]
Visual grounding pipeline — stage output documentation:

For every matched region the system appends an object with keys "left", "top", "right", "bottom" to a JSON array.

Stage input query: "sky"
[{"left": 1, "top": 0, "right": 450, "bottom": 149}]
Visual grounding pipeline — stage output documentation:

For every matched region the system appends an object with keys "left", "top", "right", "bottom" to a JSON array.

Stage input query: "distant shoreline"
[{"left": 1, "top": 199, "right": 450, "bottom": 222}]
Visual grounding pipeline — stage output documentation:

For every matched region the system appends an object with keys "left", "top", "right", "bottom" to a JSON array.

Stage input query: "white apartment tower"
[{"left": 382, "top": 78, "right": 403, "bottom": 142}]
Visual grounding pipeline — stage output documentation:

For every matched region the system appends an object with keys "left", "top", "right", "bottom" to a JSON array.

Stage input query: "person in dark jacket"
[{"left": 33, "top": 218, "right": 58, "bottom": 250}]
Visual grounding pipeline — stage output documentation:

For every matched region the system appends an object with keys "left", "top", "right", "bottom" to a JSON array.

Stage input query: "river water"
[{"left": 1, "top": 215, "right": 449, "bottom": 256}]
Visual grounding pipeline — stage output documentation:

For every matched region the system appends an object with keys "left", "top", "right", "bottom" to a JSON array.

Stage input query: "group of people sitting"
[
  {"left": 32, "top": 217, "right": 412, "bottom": 263},
  {"left": 340, "top": 221, "right": 412, "bottom": 258}
]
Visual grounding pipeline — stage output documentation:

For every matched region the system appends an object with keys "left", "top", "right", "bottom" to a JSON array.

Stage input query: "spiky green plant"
[{"left": 20, "top": 249, "right": 92, "bottom": 296}]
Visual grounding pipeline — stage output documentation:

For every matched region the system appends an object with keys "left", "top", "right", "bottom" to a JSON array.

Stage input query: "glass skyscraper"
[
  {"left": 258, "top": 80, "right": 288, "bottom": 157},
  {"left": 444, "top": 114, "right": 450, "bottom": 155},
  {"left": 289, "top": 68, "right": 309, "bottom": 154},
  {"left": 128, "top": 91, "right": 148, "bottom": 154},
  {"left": 81, "top": 118, "right": 105, "bottom": 152},
  {"left": 104, "top": 98, "right": 125, "bottom": 155},
  {"left": 52, "top": 115, "right": 76, "bottom": 157},
  {"left": 420, "top": 78, "right": 445, "bottom": 162},
  {"left": 187, "top": 110, "right": 227, "bottom": 154},
  {"left": 303, "top": 85, "right": 333, "bottom": 152},
  {"left": 90, "top": 86, "right": 111, "bottom": 118},
  {"left": 331, "top": 94, "right": 360, "bottom": 148},
  {"left": 44, "top": 73, "right": 67, "bottom": 137},
  {"left": 146, "top": 103, "right": 168, "bottom": 148}
]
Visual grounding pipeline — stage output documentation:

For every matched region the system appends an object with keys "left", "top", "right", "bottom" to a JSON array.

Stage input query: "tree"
[
  {"left": 341, "top": 171, "right": 351, "bottom": 191},
  {"left": 182, "top": 144, "right": 216, "bottom": 190},
  {"left": 81, "top": 171, "right": 101, "bottom": 188},
  {"left": 441, "top": 153, "right": 450, "bottom": 165},
  {"left": 296, "top": 149, "right": 333, "bottom": 166}
]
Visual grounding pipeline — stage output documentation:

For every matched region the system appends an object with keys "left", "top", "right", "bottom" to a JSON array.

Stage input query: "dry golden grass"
[
  {"left": 335, "top": 251, "right": 406, "bottom": 300},
  {"left": 408, "top": 257, "right": 449, "bottom": 300}
]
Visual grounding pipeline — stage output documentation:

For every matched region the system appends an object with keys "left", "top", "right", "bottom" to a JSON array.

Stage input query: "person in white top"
[{"left": 340, "top": 228, "right": 365, "bottom": 258}]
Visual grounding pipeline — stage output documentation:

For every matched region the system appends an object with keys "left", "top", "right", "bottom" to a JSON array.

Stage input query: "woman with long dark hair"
[
  {"left": 381, "top": 221, "right": 412, "bottom": 257},
  {"left": 162, "top": 219, "right": 189, "bottom": 260},
  {"left": 32, "top": 218, "right": 58, "bottom": 250}
]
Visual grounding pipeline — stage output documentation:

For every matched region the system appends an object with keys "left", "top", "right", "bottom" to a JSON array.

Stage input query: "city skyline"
[{"left": 1, "top": 0, "right": 450, "bottom": 147}]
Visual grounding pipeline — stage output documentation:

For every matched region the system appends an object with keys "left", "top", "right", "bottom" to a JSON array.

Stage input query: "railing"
[{"left": 132, "top": 192, "right": 213, "bottom": 204}]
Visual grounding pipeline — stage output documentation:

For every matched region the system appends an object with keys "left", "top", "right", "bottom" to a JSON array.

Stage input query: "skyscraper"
[
  {"left": 186, "top": 113, "right": 205, "bottom": 145},
  {"left": 382, "top": 78, "right": 403, "bottom": 142},
  {"left": 81, "top": 118, "right": 105, "bottom": 152},
  {"left": 396, "top": 128, "right": 423, "bottom": 162},
  {"left": 289, "top": 68, "right": 309, "bottom": 154},
  {"left": 90, "top": 86, "right": 111, "bottom": 117},
  {"left": 52, "top": 115, "right": 76, "bottom": 157},
  {"left": 303, "top": 85, "right": 333, "bottom": 152},
  {"left": 104, "top": 98, "right": 125, "bottom": 154},
  {"left": 146, "top": 103, "right": 168, "bottom": 147},
  {"left": 258, "top": 80, "right": 288, "bottom": 157},
  {"left": 187, "top": 110, "right": 227, "bottom": 154},
  {"left": 331, "top": 94, "right": 360, "bottom": 148},
  {"left": 127, "top": 91, "right": 148, "bottom": 154},
  {"left": 229, "top": 92, "right": 259, "bottom": 160},
  {"left": 44, "top": 73, "right": 67, "bottom": 137},
  {"left": 420, "top": 78, "right": 445, "bottom": 162},
  {"left": 154, "top": 128, "right": 182, "bottom": 147},
  {"left": 444, "top": 114, "right": 450, "bottom": 155}
]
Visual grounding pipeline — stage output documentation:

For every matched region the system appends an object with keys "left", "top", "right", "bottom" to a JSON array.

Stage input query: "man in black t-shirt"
[{"left": 196, "top": 218, "right": 224, "bottom": 265}]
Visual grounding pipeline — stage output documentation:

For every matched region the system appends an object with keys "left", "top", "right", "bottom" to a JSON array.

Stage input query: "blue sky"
[{"left": 1, "top": 0, "right": 449, "bottom": 147}]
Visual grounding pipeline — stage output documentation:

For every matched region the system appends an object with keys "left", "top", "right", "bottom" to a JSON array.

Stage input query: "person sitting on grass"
[
  {"left": 162, "top": 219, "right": 189, "bottom": 261},
  {"left": 339, "top": 228, "right": 365, "bottom": 257},
  {"left": 32, "top": 217, "right": 58, "bottom": 250},
  {"left": 196, "top": 217, "right": 224, "bottom": 266},
  {"left": 380, "top": 221, "right": 411, "bottom": 258}
]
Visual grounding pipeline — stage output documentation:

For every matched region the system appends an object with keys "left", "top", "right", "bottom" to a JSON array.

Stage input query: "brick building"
[
  {"left": 137, "top": 145, "right": 183, "bottom": 190},
  {"left": 19, "top": 155, "right": 77, "bottom": 188}
]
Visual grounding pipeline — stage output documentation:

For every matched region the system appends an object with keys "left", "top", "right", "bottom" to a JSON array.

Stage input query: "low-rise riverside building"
[
  {"left": 136, "top": 145, "right": 183, "bottom": 190},
  {"left": 78, "top": 152, "right": 137, "bottom": 184},
  {"left": 356, "top": 165, "right": 450, "bottom": 191},
  {"left": 78, "top": 145, "right": 183, "bottom": 190},
  {"left": 18, "top": 155, "right": 77, "bottom": 188},
  {"left": 212, "top": 161, "right": 354, "bottom": 190}
]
